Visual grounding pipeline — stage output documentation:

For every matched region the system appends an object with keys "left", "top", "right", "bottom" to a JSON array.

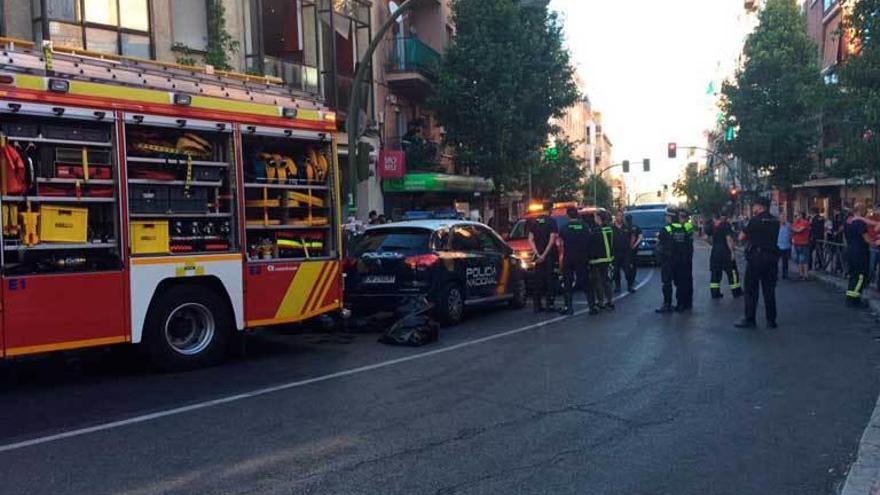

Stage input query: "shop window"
[{"left": 33, "top": 0, "right": 152, "bottom": 57}]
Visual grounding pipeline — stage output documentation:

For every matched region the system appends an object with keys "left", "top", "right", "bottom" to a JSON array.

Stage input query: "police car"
[{"left": 344, "top": 220, "right": 528, "bottom": 325}]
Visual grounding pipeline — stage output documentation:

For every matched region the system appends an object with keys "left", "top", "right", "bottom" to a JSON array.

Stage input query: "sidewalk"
[{"left": 809, "top": 269, "right": 880, "bottom": 495}]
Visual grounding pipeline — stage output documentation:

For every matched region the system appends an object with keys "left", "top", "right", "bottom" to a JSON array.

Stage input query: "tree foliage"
[
  {"left": 432, "top": 0, "right": 579, "bottom": 189},
  {"left": 721, "top": 0, "right": 825, "bottom": 191},
  {"left": 826, "top": 0, "right": 880, "bottom": 180},
  {"left": 582, "top": 175, "right": 613, "bottom": 210},
  {"left": 531, "top": 138, "right": 586, "bottom": 202},
  {"left": 673, "top": 164, "right": 729, "bottom": 216}
]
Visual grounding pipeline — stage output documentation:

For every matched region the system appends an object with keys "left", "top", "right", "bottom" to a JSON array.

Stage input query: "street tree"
[
  {"left": 673, "top": 163, "right": 729, "bottom": 216},
  {"left": 826, "top": 0, "right": 880, "bottom": 191},
  {"left": 432, "top": 0, "right": 579, "bottom": 190},
  {"left": 721, "top": 0, "right": 824, "bottom": 193},
  {"left": 583, "top": 175, "right": 613, "bottom": 210},
  {"left": 531, "top": 138, "right": 586, "bottom": 202}
]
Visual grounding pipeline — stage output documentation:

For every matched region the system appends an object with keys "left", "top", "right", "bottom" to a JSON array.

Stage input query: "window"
[
  {"left": 475, "top": 226, "right": 505, "bottom": 253},
  {"left": 245, "top": 0, "right": 320, "bottom": 94},
  {"left": 171, "top": 0, "right": 206, "bottom": 51},
  {"left": 33, "top": 0, "right": 152, "bottom": 57},
  {"left": 823, "top": 0, "right": 836, "bottom": 12},
  {"left": 451, "top": 225, "right": 481, "bottom": 252}
]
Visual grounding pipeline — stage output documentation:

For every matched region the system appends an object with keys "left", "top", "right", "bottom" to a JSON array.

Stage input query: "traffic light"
[
  {"left": 545, "top": 146, "right": 558, "bottom": 162},
  {"left": 730, "top": 187, "right": 738, "bottom": 198},
  {"left": 643, "top": 158, "right": 651, "bottom": 172},
  {"left": 725, "top": 127, "right": 735, "bottom": 142},
  {"left": 667, "top": 142, "right": 677, "bottom": 159},
  {"left": 622, "top": 160, "right": 630, "bottom": 173}
]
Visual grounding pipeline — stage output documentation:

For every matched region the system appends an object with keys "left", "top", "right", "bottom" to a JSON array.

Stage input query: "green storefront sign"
[{"left": 383, "top": 173, "right": 495, "bottom": 193}]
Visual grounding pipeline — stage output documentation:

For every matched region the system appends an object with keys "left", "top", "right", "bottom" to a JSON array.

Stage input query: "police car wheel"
[
  {"left": 436, "top": 283, "right": 464, "bottom": 326},
  {"left": 509, "top": 277, "right": 527, "bottom": 309}
]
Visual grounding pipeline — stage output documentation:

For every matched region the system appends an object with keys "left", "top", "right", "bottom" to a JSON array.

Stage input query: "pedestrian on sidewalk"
[
  {"left": 558, "top": 207, "right": 593, "bottom": 315},
  {"left": 736, "top": 197, "right": 780, "bottom": 329},
  {"left": 777, "top": 218, "right": 792, "bottom": 280},
  {"left": 588, "top": 210, "right": 615, "bottom": 312},
  {"left": 706, "top": 210, "right": 742, "bottom": 298},
  {"left": 791, "top": 212, "right": 811, "bottom": 280},
  {"left": 809, "top": 209, "right": 824, "bottom": 270}
]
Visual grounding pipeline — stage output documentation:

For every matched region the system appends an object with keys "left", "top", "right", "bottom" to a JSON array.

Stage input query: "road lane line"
[{"left": 0, "top": 271, "right": 655, "bottom": 454}]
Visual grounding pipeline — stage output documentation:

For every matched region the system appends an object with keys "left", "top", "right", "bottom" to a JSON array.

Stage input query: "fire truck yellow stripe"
[
  {"left": 70, "top": 80, "right": 169, "bottom": 104},
  {"left": 6, "top": 335, "right": 129, "bottom": 357},
  {"left": 310, "top": 262, "right": 338, "bottom": 313},
  {"left": 15, "top": 74, "right": 44, "bottom": 91},
  {"left": 191, "top": 96, "right": 278, "bottom": 117},
  {"left": 274, "top": 262, "right": 325, "bottom": 320}
]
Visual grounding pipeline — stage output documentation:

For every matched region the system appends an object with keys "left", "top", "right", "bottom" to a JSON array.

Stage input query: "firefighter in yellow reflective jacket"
[{"left": 588, "top": 210, "right": 615, "bottom": 314}]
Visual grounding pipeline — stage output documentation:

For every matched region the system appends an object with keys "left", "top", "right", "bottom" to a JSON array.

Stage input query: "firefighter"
[
  {"left": 655, "top": 209, "right": 677, "bottom": 313},
  {"left": 735, "top": 197, "right": 781, "bottom": 329},
  {"left": 705, "top": 210, "right": 743, "bottom": 299},
  {"left": 588, "top": 210, "right": 615, "bottom": 313},
  {"left": 671, "top": 210, "right": 695, "bottom": 312},
  {"left": 845, "top": 202, "right": 878, "bottom": 308},
  {"left": 527, "top": 203, "right": 559, "bottom": 312},
  {"left": 558, "top": 207, "right": 593, "bottom": 315}
]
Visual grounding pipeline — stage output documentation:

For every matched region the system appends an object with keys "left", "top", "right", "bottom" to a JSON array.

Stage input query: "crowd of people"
[{"left": 526, "top": 205, "right": 644, "bottom": 316}]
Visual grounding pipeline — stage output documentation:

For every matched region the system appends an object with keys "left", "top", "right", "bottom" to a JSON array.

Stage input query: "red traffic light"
[
  {"left": 730, "top": 188, "right": 738, "bottom": 197},
  {"left": 667, "top": 142, "right": 677, "bottom": 159}
]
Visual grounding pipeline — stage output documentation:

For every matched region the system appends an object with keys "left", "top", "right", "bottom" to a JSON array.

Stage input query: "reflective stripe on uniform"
[
  {"left": 848, "top": 274, "right": 866, "bottom": 298},
  {"left": 710, "top": 283, "right": 721, "bottom": 289},
  {"left": 684, "top": 221, "right": 693, "bottom": 232},
  {"left": 730, "top": 271, "right": 740, "bottom": 289}
]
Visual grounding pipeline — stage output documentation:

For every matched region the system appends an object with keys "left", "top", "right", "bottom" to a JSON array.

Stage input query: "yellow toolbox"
[
  {"left": 39, "top": 205, "right": 88, "bottom": 243},
  {"left": 131, "top": 220, "right": 170, "bottom": 254}
]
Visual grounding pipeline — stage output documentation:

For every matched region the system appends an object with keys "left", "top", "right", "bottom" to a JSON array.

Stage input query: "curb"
[{"left": 809, "top": 271, "right": 880, "bottom": 495}]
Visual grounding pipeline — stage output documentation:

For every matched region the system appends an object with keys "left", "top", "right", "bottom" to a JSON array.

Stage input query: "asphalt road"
[{"left": 1, "top": 245, "right": 880, "bottom": 495}]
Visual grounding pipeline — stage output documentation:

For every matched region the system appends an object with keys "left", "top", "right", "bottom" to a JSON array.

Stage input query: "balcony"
[
  {"left": 247, "top": 56, "right": 320, "bottom": 96},
  {"left": 386, "top": 37, "right": 441, "bottom": 100}
]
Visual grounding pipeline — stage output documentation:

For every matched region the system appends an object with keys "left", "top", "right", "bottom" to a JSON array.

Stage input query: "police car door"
[
  {"left": 451, "top": 224, "right": 492, "bottom": 300},
  {"left": 474, "top": 225, "right": 512, "bottom": 299}
]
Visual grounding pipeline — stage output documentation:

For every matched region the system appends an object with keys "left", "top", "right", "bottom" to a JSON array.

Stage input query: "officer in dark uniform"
[
  {"left": 588, "top": 210, "right": 615, "bottom": 313},
  {"left": 736, "top": 197, "right": 781, "bottom": 328},
  {"left": 612, "top": 211, "right": 632, "bottom": 293},
  {"left": 845, "top": 202, "right": 877, "bottom": 307},
  {"left": 671, "top": 210, "right": 695, "bottom": 312},
  {"left": 705, "top": 210, "right": 743, "bottom": 298},
  {"left": 655, "top": 209, "right": 677, "bottom": 313},
  {"left": 527, "top": 203, "right": 559, "bottom": 312},
  {"left": 558, "top": 207, "right": 593, "bottom": 315},
  {"left": 625, "top": 214, "right": 643, "bottom": 293}
]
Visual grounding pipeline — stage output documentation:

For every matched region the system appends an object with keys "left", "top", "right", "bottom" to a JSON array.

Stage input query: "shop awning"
[
  {"left": 383, "top": 172, "right": 495, "bottom": 193},
  {"left": 794, "top": 177, "right": 875, "bottom": 188}
]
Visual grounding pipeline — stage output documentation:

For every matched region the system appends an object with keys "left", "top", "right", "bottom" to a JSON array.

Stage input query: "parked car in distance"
[
  {"left": 344, "top": 220, "right": 527, "bottom": 325},
  {"left": 624, "top": 205, "right": 670, "bottom": 264}
]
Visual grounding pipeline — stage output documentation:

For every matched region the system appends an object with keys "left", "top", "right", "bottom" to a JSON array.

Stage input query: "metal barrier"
[{"left": 813, "top": 240, "right": 848, "bottom": 277}]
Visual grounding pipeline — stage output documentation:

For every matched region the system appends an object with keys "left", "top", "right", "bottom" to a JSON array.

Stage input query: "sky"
[{"left": 550, "top": 0, "right": 758, "bottom": 199}]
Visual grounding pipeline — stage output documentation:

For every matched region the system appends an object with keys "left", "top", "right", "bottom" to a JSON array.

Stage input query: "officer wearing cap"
[
  {"left": 673, "top": 209, "right": 695, "bottom": 311},
  {"left": 558, "top": 207, "right": 593, "bottom": 315},
  {"left": 656, "top": 209, "right": 677, "bottom": 313},
  {"left": 736, "top": 197, "right": 781, "bottom": 329}
]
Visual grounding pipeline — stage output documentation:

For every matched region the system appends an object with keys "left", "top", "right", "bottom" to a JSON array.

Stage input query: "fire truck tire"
[
  {"left": 143, "top": 285, "right": 233, "bottom": 371},
  {"left": 435, "top": 282, "right": 464, "bottom": 326}
]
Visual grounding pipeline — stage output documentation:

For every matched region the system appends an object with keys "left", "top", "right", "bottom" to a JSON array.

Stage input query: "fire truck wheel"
[
  {"left": 435, "top": 282, "right": 464, "bottom": 326},
  {"left": 144, "top": 285, "right": 233, "bottom": 371}
]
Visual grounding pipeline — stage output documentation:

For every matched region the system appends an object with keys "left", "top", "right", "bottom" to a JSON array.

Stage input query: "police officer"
[
  {"left": 625, "top": 214, "right": 643, "bottom": 293},
  {"left": 736, "top": 197, "right": 780, "bottom": 329},
  {"left": 612, "top": 211, "right": 631, "bottom": 293},
  {"left": 528, "top": 203, "right": 559, "bottom": 312},
  {"left": 558, "top": 207, "right": 593, "bottom": 315},
  {"left": 705, "top": 210, "right": 743, "bottom": 299},
  {"left": 589, "top": 210, "right": 615, "bottom": 313},
  {"left": 655, "top": 209, "right": 677, "bottom": 313},
  {"left": 671, "top": 210, "right": 695, "bottom": 312},
  {"left": 845, "top": 202, "right": 878, "bottom": 307}
]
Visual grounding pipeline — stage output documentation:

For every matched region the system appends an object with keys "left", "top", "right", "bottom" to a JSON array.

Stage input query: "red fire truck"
[{"left": 0, "top": 41, "right": 342, "bottom": 369}]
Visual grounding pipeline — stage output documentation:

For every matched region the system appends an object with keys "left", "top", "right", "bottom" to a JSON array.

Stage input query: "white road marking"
[{"left": 0, "top": 271, "right": 655, "bottom": 454}]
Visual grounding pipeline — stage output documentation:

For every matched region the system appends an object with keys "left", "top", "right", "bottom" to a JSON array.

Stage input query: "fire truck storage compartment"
[
  {"left": 0, "top": 113, "right": 121, "bottom": 275},
  {"left": 124, "top": 119, "right": 237, "bottom": 256},
  {"left": 242, "top": 131, "right": 334, "bottom": 262}
]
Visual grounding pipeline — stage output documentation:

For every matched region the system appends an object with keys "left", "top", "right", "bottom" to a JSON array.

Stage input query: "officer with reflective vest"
[
  {"left": 558, "top": 207, "right": 593, "bottom": 315},
  {"left": 671, "top": 210, "right": 695, "bottom": 312},
  {"left": 588, "top": 210, "right": 615, "bottom": 313},
  {"left": 705, "top": 210, "right": 743, "bottom": 299},
  {"left": 655, "top": 209, "right": 677, "bottom": 313},
  {"left": 735, "top": 197, "right": 780, "bottom": 329}
]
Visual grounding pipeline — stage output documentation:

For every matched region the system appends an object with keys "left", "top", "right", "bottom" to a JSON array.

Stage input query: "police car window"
[
  {"left": 432, "top": 228, "right": 450, "bottom": 251},
  {"left": 452, "top": 225, "right": 481, "bottom": 251},
  {"left": 475, "top": 226, "right": 505, "bottom": 252},
  {"left": 353, "top": 228, "right": 432, "bottom": 256}
]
